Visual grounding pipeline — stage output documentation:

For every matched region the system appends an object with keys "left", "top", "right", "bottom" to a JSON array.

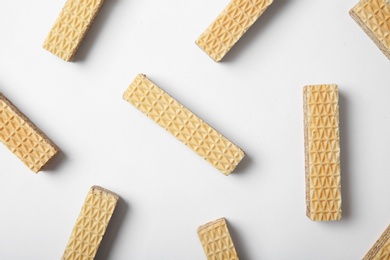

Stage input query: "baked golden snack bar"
[
  {"left": 350, "top": 0, "right": 390, "bottom": 60},
  {"left": 303, "top": 85, "right": 342, "bottom": 221},
  {"left": 62, "top": 186, "right": 119, "bottom": 260},
  {"left": 196, "top": 0, "right": 273, "bottom": 62},
  {"left": 197, "top": 218, "right": 239, "bottom": 260},
  {"left": 43, "top": 0, "right": 105, "bottom": 61},
  {"left": 123, "top": 74, "right": 245, "bottom": 175},
  {"left": 363, "top": 224, "right": 390, "bottom": 259},
  {"left": 0, "top": 93, "right": 59, "bottom": 173}
]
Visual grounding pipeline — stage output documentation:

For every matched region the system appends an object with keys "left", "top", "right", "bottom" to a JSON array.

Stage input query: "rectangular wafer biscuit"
[
  {"left": 0, "top": 93, "right": 60, "bottom": 173},
  {"left": 197, "top": 218, "right": 239, "bottom": 260},
  {"left": 350, "top": 0, "right": 390, "bottom": 60},
  {"left": 363, "top": 224, "right": 390, "bottom": 259},
  {"left": 123, "top": 74, "right": 245, "bottom": 175},
  {"left": 43, "top": 0, "right": 105, "bottom": 61},
  {"left": 303, "top": 85, "right": 342, "bottom": 221},
  {"left": 196, "top": 0, "right": 273, "bottom": 62},
  {"left": 62, "top": 186, "right": 119, "bottom": 260}
]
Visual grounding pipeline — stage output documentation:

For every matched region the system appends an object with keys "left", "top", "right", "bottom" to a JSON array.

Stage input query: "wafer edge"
[
  {"left": 91, "top": 185, "right": 120, "bottom": 201},
  {"left": 349, "top": 7, "right": 390, "bottom": 60},
  {"left": 303, "top": 86, "right": 311, "bottom": 219},
  {"left": 363, "top": 224, "right": 390, "bottom": 260}
]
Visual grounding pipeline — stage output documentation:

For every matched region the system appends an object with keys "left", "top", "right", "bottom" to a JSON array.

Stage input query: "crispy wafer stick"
[
  {"left": 0, "top": 93, "right": 60, "bottom": 173},
  {"left": 363, "top": 224, "right": 390, "bottom": 259},
  {"left": 196, "top": 0, "right": 273, "bottom": 62},
  {"left": 123, "top": 74, "right": 245, "bottom": 175},
  {"left": 62, "top": 186, "right": 119, "bottom": 260},
  {"left": 43, "top": 0, "right": 105, "bottom": 61},
  {"left": 198, "top": 218, "right": 239, "bottom": 260},
  {"left": 350, "top": 0, "right": 390, "bottom": 60},
  {"left": 303, "top": 85, "right": 342, "bottom": 221}
]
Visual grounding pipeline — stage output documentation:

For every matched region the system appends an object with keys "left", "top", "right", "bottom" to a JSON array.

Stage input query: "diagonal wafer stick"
[
  {"left": 303, "top": 85, "right": 342, "bottom": 221},
  {"left": 363, "top": 224, "right": 390, "bottom": 259},
  {"left": 0, "top": 93, "right": 60, "bottom": 173},
  {"left": 123, "top": 74, "right": 245, "bottom": 175},
  {"left": 350, "top": 0, "right": 390, "bottom": 60},
  {"left": 62, "top": 186, "right": 119, "bottom": 260},
  {"left": 196, "top": 0, "right": 273, "bottom": 62},
  {"left": 198, "top": 218, "right": 239, "bottom": 260},
  {"left": 43, "top": 0, "right": 106, "bottom": 61}
]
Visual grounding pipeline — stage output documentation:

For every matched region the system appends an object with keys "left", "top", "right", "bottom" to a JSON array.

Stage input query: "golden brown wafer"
[
  {"left": 197, "top": 218, "right": 239, "bottom": 260},
  {"left": 123, "top": 74, "right": 245, "bottom": 175},
  {"left": 303, "top": 85, "right": 342, "bottom": 221},
  {"left": 350, "top": 0, "right": 390, "bottom": 60},
  {"left": 363, "top": 224, "right": 390, "bottom": 259},
  {"left": 62, "top": 186, "right": 119, "bottom": 260},
  {"left": 0, "top": 93, "right": 60, "bottom": 173},
  {"left": 196, "top": 0, "right": 273, "bottom": 62},
  {"left": 43, "top": 0, "right": 105, "bottom": 61}
]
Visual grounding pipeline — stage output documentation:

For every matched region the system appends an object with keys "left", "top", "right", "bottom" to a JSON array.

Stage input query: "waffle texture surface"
[
  {"left": 123, "top": 74, "right": 244, "bottom": 175},
  {"left": 350, "top": 0, "right": 390, "bottom": 60},
  {"left": 0, "top": 94, "right": 59, "bottom": 173},
  {"left": 303, "top": 85, "right": 342, "bottom": 221},
  {"left": 198, "top": 218, "right": 239, "bottom": 260},
  {"left": 196, "top": 0, "right": 273, "bottom": 61},
  {"left": 62, "top": 186, "right": 119, "bottom": 260},
  {"left": 43, "top": 0, "right": 105, "bottom": 61}
]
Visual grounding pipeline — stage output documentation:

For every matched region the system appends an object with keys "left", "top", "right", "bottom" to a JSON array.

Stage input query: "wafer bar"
[
  {"left": 303, "top": 85, "right": 342, "bottom": 221},
  {"left": 62, "top": 186, "right": 119, "bottom": 260},
  {"left": 363, "top": 224, "right": 390, "bottom": 259},
  {"left": 0, "top": 93, "right": 59, "bottom": 173},
  {"left": 198, "top": 218, "right": 239, "bottom": 260},
  {"left": 350, "top": 0, "right": 390, "bottom": 60},
  {"left": 43, "top": 0, "right": 105, "bottom": 61},
  {"left": 196, "top": 0, "right": 273, "bottom": 62},
  {"left": 123, "top": 74, "right": 245, "bottom": 175}
]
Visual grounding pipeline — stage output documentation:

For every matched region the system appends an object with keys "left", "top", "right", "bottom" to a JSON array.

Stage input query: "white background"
[{"left": 1, "top": 0, "right": 390, "bottom": 259}]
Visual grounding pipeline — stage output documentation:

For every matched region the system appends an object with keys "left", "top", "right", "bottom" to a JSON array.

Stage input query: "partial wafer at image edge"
[
  {"left": 349, "top": 6, "right": 390, "bottom": 60},
  {"left": 0, "top": 93, "right": 60, "bottom": 173}
]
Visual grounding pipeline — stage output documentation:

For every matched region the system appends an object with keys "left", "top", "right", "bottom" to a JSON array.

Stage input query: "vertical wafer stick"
[
  {"left": 363, "top": 224, "right": 390, "bottom": 259},
  {"left": 62, "top": 186, "right": 119, "bottom": 260},
  {"left": 303, "top": 85, "right": 342, "bottom": 221},
  {"left": 197, "top": 218, "right": 239, "bottom": 260},
  {"left": 349, "top": 0, "right": 390, "bottom": 60},
  {"left": 196, "top": 0, "right": 274, "bottom": 62},
  {"left": 0, "top": 93, "right": 60, "bottom": 173},
  {"left": 123, "top": 74, "right": 245, "bottom": 175},
  {"left": 43, "top": 0, "right": 106, "bottom": 61}
]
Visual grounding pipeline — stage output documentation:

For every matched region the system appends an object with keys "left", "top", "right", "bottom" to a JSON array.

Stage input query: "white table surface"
[{"left": 1, "top": 0, "right": 390, "bottom": 259}]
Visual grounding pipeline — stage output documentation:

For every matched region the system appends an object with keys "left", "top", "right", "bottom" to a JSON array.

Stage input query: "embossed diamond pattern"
[
  {"left": 62, "top": 186, "right": 119, "bottom": 260},
  {"left": 350, "top": 0, "right": 390, "bottom": 59},
  {"left": 0, "top": 94, "right": 59, "bottom": 173},
  {"left": 303, "top": 85, "right": 342, "bottom": 221},
  {"left": 123, "top": 74, "right": 245, "bottom": 175},
  {"left": 375, "top": 242, "right": 390, "bottom": 259},
  {"left": 198, "top": 218, "right": 239, "bottom": 260},
  {"left": 196, "top": 0, "right": 273, "bottom": 61},
  {"left": 43, "top": 0, "right": 105, "bottom": 61}
]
